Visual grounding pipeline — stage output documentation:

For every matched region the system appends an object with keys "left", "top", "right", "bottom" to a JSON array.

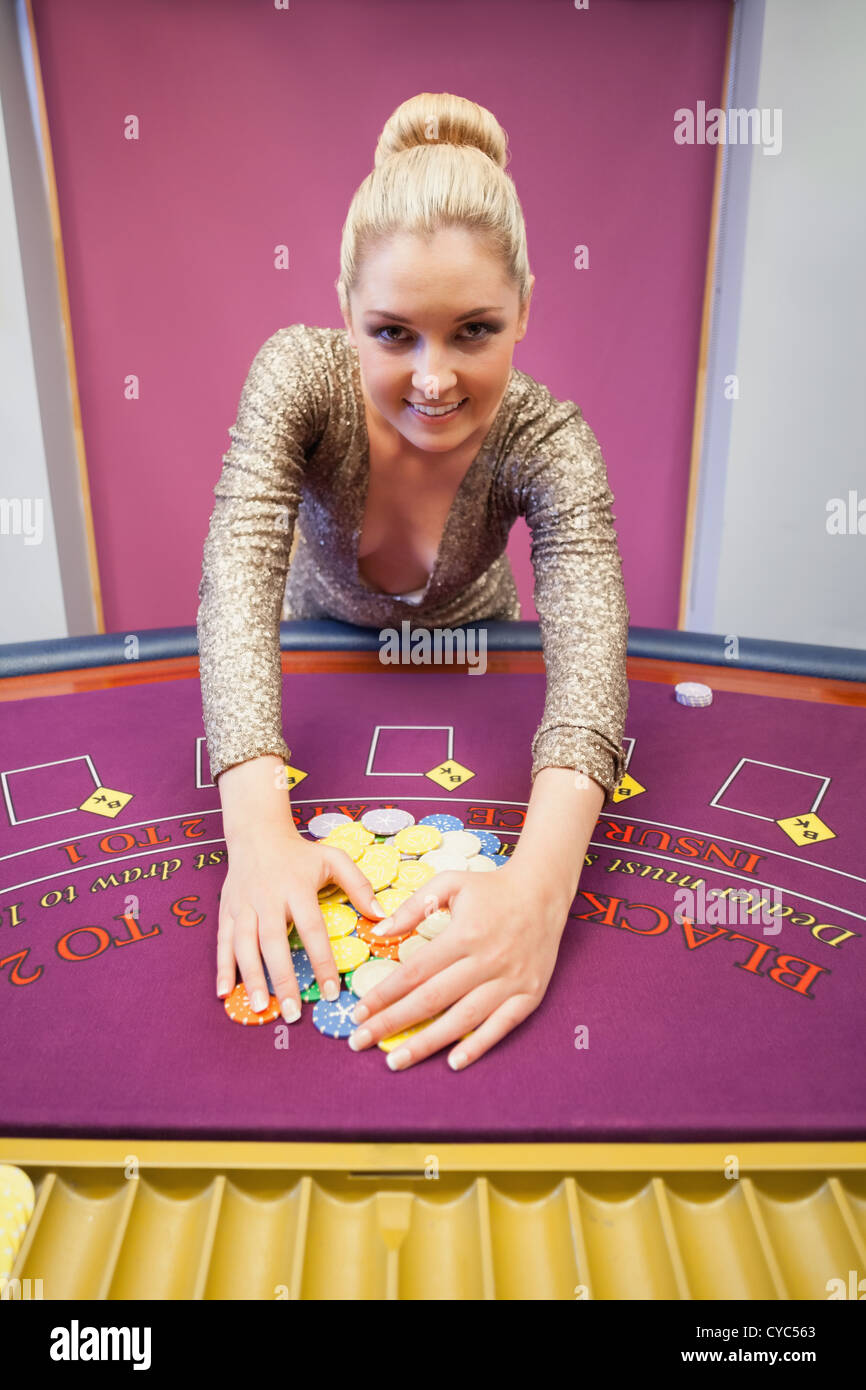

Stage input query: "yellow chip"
[
  {"left": 394, "top": 860, "right": 436, "bottom": 890},
  {"left": 330, "top": 934, "right": 371, "bottom": 972},
  {"left": 318, "top": 883, "right": 348, "bottom": 903},
  {"left": 378, "top": 1015, "right": 441, "bottom": 1052},
  {"left": 323, "top": 824, "right": 374, "bottom": 851},
  {"left": 319, "top": 902, "right": 358, "bottom": 938},
  {"left": 321, "top": 837, "right": 365, "bottom": 862},
  {"left": 374, "top": 886, "right": 414, "bottom": 915},
  {"left": 355, "top": 846, "right": 401, "bottom": 891},
  {"left": 394, "top": 824, "right": 442, "bottom": 854}
]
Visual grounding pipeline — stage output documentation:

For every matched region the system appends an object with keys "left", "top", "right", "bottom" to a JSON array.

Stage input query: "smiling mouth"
[{"left": 404, "top": 398, "right": 467, "bottom": 418}]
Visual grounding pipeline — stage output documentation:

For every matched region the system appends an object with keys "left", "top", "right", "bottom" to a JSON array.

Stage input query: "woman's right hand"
[{"left": 216, "top": 823, "right": 387, "bottom": 1023}]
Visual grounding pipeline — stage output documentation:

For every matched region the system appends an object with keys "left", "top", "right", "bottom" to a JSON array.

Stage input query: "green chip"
[
  {"left": 288, "top": 927, "right": 303, "bottom": 950},
  {"left": 343, "top": 969, "right": 359, "bottom": 995},
  {"left": 300, "top": 981, "right": 320, "bottom": 1002}
]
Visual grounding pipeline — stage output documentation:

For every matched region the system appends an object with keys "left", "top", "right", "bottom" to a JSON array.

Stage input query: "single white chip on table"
[{"left": 417, "top": 907, "right": 452, "bottom": 940}]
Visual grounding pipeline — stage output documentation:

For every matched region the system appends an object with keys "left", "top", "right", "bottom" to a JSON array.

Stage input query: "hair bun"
[{"left": 374, "top": 92, "right": 508, "bottom": 169}]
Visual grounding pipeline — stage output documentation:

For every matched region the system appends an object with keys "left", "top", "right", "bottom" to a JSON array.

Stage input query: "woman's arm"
[{"left": 508, "top": 766, "right": 604, "bottom": 907}]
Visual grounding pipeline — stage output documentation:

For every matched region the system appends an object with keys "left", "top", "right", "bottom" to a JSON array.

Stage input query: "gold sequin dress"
[{"left": 197, "top": 325, "right": 629, "bottom": 795}]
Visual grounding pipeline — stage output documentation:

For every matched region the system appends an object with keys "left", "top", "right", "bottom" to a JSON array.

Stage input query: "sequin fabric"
[{"left": 197, "top": 325, "right": 629, "bottom": 795}]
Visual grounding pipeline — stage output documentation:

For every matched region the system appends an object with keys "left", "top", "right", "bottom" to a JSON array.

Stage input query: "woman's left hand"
[{"left": 347, "top": 864, "right": 571, "bottom": 1070}]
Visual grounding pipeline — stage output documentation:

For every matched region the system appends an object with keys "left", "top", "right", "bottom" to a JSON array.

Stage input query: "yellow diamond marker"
[
  {"left": 319, "top": 902, "right": 358, "bottom": 938},
  {"left": 330, "top": 934, "right": 370, "bottom": 972},
  {"left": 425, "top": 759, "right": 475, "bottom": 790},
  {"left": 78, "top": 787, "right": 133, "bottom": 819},
  {"left": 282, "top": 763, "right": 308, "bottom": 789},
  {"left": 610, "top": 772, "right": 646, "bottom": 803},
  {"left": 394, "top": 860, "right": 436, "bottom": 890},
  {"left": 394, "top": 824, "right": 442, "bottom": 855},
  {"left": 378, "top": 1015, "right": 442, "bottom": 1052},
  {"left": 776, "top": 812, "right": 836, "bottom": 846}
]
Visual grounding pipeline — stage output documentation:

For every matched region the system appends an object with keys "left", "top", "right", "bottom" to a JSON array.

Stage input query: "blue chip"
[
  {"left": 418, "top": 813, "right": 464, "bottom": 833},
  {"left": 471, "top": 830, "right": 501, "bottom": 855},
  {"left": 487, "top": 854, "right": 509, "bottom": 868},
  {"left": 290, "top": 948, "right": 315, "bottom": 991},
  {"left": 312, "top": 990, "right": 360, "bottom": 1038}
]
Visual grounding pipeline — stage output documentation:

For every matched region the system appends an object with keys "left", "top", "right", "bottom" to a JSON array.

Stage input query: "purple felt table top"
[{"left": 1, "top": 671, "right": 863, "bottom": 1142}]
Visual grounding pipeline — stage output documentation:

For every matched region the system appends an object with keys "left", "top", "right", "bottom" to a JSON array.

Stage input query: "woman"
[{"left": 197, "top": 92, "right": 629, "bottom": 1070}]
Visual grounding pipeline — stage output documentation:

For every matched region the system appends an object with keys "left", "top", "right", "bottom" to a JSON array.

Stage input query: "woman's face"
[{"left": 344, "top": 226, "right": 533, "bottom": 457}]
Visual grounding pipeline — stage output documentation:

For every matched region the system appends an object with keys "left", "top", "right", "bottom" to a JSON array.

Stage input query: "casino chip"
[
  {"left": 394, "top": 860, "right": 436, "bottom": 890},
  {"left": 355, "top": 845, "right": 401, "bottom": 890},
  {"left": 417, "top": 907, "right": 452, "bottom": 940},
  {"left": 330, "top": 934, "right": 371, "bottom": 972},
  {"left": 361, "top": 807, "right": 416, "bottom": 835},
  {"left": 378, "top": 1016, "right": 439, "bottom": 1052},
  {"left": 470, "top": 829, "right": 501, "bottom": 855},
  {"left": 398, "top": 933, "right": 430, "bottom": 962},
  {"left": 300, "top": 981, "right": 321, "bottom": 1002},
  {"left": 418, "top": 849, "right": 469, "bottom": 873},
  {"left": 439, "top": 830, "right": 481, "bottom": 858},
  {"left": 466, "top": 855, "right": 495, "bottom": 872},
  {"left": 394, "top": 824, "right": 442, "bottom": 855},
  {"left": 349, "top": 957, "right": 400, "bottom": 998},
  {"left": 675, "top": 681, "right": 713, "bottom": 707},
  {"left": 319, "top": 902, "right": 359, "bottom": 938},
  {"left": 224, "top": 983, "right": 281, "bottom": 1026},
  {"left": 313, "top": 990, "right": 361, "bottom": 1038},
  {"left": 308, "top": 812, "right": 353, "bottom": 839},
  {"left": 289, "top": 947, "right": 315, "bottom": 991},
  {"left": 418, "top": 813, "right": 464, "bottom": 833}
]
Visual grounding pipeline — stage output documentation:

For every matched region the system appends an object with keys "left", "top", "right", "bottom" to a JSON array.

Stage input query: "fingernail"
[
  {"left": 449, "top": 1050, "right": 469, "bottom": 1071},
  {"left": 251, "top": 990, "right": 268, "bottom": 1012},
  {"left": 217, "top": 980, "right": 231, "bottom": 998},
  {"left": 387, "top": 1048, "right": 411, "bottom": 1071},
  {"left": 352, "top": 1002, "right": 370, "bottom": 1024},
  {"left": 323, "top": 979, "right": 340, "bottom": 1001},
  {"left": 348, "top": 1027, "right": 372, "bottom": 1050},
  {"left": 281, "top": 999, "right": 301, "bottom": 1023},
  {"left": 369, "top": 901, "right": 387, "bottom": 918},
  {"left": 371, "top": 917, "right": 393, "bottom": 937}
]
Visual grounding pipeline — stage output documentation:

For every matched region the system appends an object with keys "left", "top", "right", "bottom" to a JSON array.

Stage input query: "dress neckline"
[{"left": 345, "top": 334, "right": 513, "bottom": 604}]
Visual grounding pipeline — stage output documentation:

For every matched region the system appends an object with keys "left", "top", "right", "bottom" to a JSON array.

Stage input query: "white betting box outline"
[
  {"left": 1, "top": 755, "right": 101, "bottom": 827},
  {"left": 710, "top": 758, "right": 830, "bottom": 824},
  {"left": 622, "top": 736, "right": 635, "bottom": 770},
  {"left": 365, "top": 725, "right": 454, "bottom": 777},
  {"left": 195, "top": 737, "right": 215, "bottom": 790}
]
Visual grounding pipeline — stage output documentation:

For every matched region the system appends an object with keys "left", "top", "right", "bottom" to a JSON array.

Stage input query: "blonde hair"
[{"left": 335, "top": 93, "right": 532, "bottom": 319}]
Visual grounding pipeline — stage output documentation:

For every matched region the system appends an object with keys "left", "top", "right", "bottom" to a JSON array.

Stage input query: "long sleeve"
[
  {"left": 519, "top": 407, "right": 629, "bottom": 798},
  {"left": 196, "top": 325, "right": 328, "bottom": 781}
]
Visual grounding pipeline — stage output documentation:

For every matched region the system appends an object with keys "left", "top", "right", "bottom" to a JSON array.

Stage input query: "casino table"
[{"left": 1, "top": 621, "right": 864, "bottom": 1301}]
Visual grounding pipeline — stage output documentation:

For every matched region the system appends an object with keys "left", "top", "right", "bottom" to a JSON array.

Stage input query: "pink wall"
[{"left": 33, "top": 0, "right": 730, "bottom": 633}]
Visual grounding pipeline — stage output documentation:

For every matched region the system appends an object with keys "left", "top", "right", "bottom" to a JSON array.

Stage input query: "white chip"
[
  {"left": 349, "top": 957, "right": 400, "bottom": 998},
  {"left": 398, "top": 934, "right": 430, "bottom": 962},
  {"left": 439, "top": 830, "right": 481, "bottom": 858},
  {"left": 417, "top": 907, "right": 452, "bottom": 940},
  {"left": 466, "top": 855, "right": 495, "bottom": 872},
  {"left": 361, "top": 807, "right": 416, "bottom": 835},
  {"left": 418, "top": 850, "right": 469, "bottom": 873}
]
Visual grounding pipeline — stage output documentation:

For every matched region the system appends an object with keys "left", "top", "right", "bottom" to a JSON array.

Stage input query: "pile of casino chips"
[
  {"left": 0, "top": 1165, "right": 35, "bottom": 1282},
  {"left": 223, "top": 809, "right": 508, "bottom": 1049},
  {"left": 674, "top": 681, "right": 713, "bottom": 708}
]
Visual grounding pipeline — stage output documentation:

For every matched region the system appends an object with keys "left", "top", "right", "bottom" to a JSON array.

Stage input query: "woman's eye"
[{"left": 374, "top": 323, "right": 493, "bottom": 344}]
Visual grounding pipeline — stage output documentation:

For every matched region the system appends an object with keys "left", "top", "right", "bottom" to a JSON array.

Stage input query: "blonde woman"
[{"left": 197, "top": 93, "right": 629, "bottom": 1070}]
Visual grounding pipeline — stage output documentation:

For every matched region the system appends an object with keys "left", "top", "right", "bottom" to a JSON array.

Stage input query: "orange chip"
[
  {"left": 367, "top": 937, "right": 404, "bottom": 960},
  {"left": 224, "top": 983, "right": 281, "bottom": 1026},
  {"left": 355, "top": 914, "right": 415, "bottom": 946}
]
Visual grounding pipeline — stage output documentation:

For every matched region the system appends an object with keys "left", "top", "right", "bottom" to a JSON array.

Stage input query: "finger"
[
  {"left": 350, "top": 925, "right": 467, "bottom": 1025},
  {"left": 259, "top": 914, "right": 302, "bottom": 1023},
  {"left": 233, "top": 903, "right": 272, "bottom": 1012},
  {"left": 325, "top": 848, "right": 389, "bottom": 921},
  {"left": 349, "top": 955, "right": 477, "bottom": 1051},
  {"left": 380, "top": 982, "right": 508, "bottom": 1071},
  {"left": 216, "top": 893, "right": 236, "bottom": 997},
  {"left": 444, "top": 992, "right": 538, "bottom": 1072},
  {"left": 367, "top": 872, "right": 465, "bottom": 938},
  {"left": 289, "top": 893, "right": 342, "bottom": 1001}
]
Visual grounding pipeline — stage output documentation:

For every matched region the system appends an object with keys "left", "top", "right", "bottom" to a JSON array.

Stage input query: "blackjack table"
[{"left": 1, "top": 620, "right": 864, "bottom": 1302}]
